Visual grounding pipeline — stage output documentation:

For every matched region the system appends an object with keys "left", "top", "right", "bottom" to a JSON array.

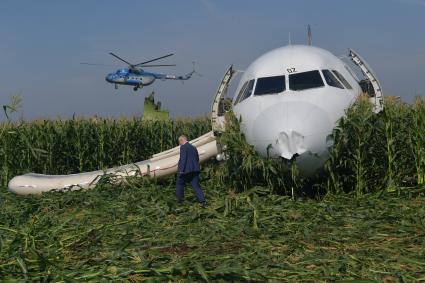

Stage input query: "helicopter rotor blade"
[
  {"left": 140, "top": 64, "right": 176, "bottom": 67},
  {"left": 134, "top": 53, "right": 174, "bottom": 67},
  {"left": 109, "top": 52, "right": 133, "bottom": 66},
  {"left": 80, "top": 63, "right": 122, "bottom": 67}
]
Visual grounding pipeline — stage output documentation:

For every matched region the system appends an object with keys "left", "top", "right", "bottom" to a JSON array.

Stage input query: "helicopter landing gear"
[
  {"left": 133, "top": 85, "right": 142, "bottom": 91},
  {"left": 114, "top": 84, "right": 118, "bottom": 90}
]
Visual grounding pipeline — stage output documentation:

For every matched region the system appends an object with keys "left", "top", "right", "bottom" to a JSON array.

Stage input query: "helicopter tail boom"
[
  {"left": 158, "top": 62, "right": 201, "bottom": 81},
  {"left": 162, "top": 71, "right": 195, "bottom": 80}
]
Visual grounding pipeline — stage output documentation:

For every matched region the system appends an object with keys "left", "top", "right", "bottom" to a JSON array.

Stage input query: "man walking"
[{"left": 176, "top": 135, "right": 206, "bottom": 207}]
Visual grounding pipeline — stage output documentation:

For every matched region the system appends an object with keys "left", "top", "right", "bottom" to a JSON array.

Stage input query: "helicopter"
[{"left": 82, "top": 53, "right": 198, "bottom": 91}]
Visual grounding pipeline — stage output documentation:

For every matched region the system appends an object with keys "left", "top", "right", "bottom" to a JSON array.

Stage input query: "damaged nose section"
[
  {"left": 251, "top": 101, "right": 333, "bottom": 164},
  {"left": 276, "top": 130, "right": 306, "bottom": 159}
]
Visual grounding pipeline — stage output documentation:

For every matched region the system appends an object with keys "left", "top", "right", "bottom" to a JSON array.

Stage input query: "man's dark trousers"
[
  {"left": 176, "top": 142, "right": 206, "bottom": 203},
  {"left": 176, "top": 172, "right": 205, "bottom": 203}
]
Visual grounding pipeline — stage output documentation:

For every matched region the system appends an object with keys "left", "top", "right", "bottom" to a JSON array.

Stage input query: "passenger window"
[
  {"left": 289, "top": 70, "right": 324, "bottom": 91},
  {"left": 322, "top": 70, "right": 344, "bottom": 89},
  {"left": 254, "top": 75, "right": 285, "bottom": 95},
  {"left": 332, "top": 70, "right": 353, "bottom": 89},
  {"left": 239, "top": 80, "right": 255, "bottom": 102}
]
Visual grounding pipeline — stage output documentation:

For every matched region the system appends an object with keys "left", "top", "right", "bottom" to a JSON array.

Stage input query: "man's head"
[{"left": 178, "top": 135, "right": 187, "bottom": 146}]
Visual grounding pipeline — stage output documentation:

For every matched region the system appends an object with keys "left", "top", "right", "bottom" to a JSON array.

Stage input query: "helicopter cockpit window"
[
  {"left": 322, "top": 70, "right": 344, "bottom": 89},
  {"left": 254, "top": 75, "right": 286, "bottom": 95},
  {"left": 239, "top": 79, "right": 255, "bottom": 103},
  {"left": 332, "top": 70, "right": 353, "bottom": 89},
  {"left": 117, "top": 69, "right": 127, "bottom": 75},
  {"left": 289, "top": 70, "right": 324, "bottom": 91}
]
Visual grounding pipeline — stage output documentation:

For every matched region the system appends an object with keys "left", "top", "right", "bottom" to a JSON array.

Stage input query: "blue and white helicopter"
[{"left": 83, "top": 53, "right": 197, "bottom": 91}]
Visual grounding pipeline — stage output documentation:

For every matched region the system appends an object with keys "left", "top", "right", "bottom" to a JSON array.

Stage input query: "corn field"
[
  {"left": 2, "top": 98, "right": 424, "bottom": 194},
  {"left": 0, "top": 116, "right": 210, "bottom": 187},
  {"left": 1, "top": 181, "right": 424, "bottom": 281},
  {"left": 217, "top": 97, "right": 425, "bottom": 196},
  {"left": 1, "top": 97, "right": 425, "bottom": 281},
  {"left": 325, "top": 97, "right": 425, "bottom": 195}
]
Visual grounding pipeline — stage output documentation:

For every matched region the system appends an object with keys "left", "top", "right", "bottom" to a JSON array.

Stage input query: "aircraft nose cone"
[
  {"left": 276, "top": 129, "right": 305, "bottom": 159},
  {"left": 251, "top": 101, "right": 332, "bottom": 160}
]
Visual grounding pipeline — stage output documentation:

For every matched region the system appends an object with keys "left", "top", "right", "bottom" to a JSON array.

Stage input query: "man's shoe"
[{"left": 199, "top": 202, "right": 206, "bottom": 208}]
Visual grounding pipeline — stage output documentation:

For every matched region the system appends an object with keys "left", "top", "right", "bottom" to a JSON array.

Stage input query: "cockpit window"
[
  {"left": 234, "top": 79, "right": 255, "bottom": 105},
  {"left": 239, "top": 79, "right": 255, "bottom": 102},
  {"left": 332, "top": 70, "right": 353, "bottom": 89},
  {"left": 254, "top": 75, "right": 285, "bottom": 95},
  {"left": 322, "top": 70, "right": 344, "bottom": 89},
  {"left": 289, "top": 70, "right": 324, "bottom": 91},
  {"left": 234, "top": 81, "right": 248, "bottom": 105},
  {"left": 117, "top": 69, "right": 128, "bottom": 75}
]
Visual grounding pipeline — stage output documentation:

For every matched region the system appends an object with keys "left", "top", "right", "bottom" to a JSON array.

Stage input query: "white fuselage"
[{"left": 233, "top": 45, "right": 362, "bottom": 175}]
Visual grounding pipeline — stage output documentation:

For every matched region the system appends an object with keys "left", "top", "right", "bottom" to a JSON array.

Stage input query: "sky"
[{"left": 0, "top": 0, "right": 424, "bottom": 121}]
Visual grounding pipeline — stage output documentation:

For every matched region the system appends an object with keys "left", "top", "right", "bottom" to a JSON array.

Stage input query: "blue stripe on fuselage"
[{"left": 126, "top": 80, "right": 141, "bottom": 85}]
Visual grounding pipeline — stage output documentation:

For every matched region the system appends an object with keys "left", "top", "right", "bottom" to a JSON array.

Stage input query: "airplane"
[
  {"left": 9, "top": 28, "right": 384, "bottom": 195},
  {"left": 83, "top": 53, "right": 197, "bottom": 91},
  {"left": 209, "top": 25, "right": 383, "bottom": 175},
  {"left": 226, "top": 45, "right": 383, "bottom": 175}
]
